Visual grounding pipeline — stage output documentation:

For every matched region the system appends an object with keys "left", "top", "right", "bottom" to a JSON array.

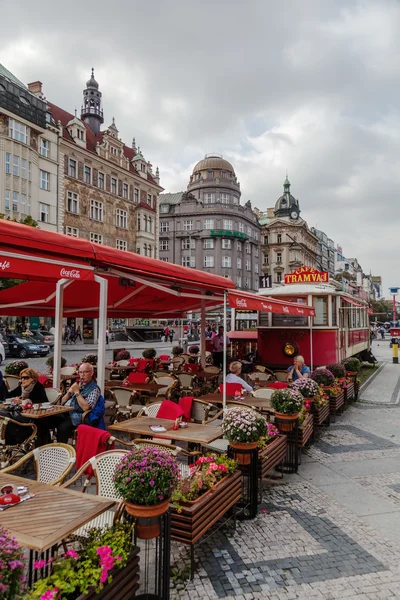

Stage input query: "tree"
[{"left": 0, "top": 214, "right": 37, "bottom": 289}]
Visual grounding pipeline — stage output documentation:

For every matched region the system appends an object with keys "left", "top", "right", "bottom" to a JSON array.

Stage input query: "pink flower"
[
  {"left": 40, "top": 587, "right": 59, "bottom": 600},
  {"left": 34, "top": 559, "right": 46, "bottom": 569},
  {"left": 64, "top": 549, "right": 78, "bottom": 559}
]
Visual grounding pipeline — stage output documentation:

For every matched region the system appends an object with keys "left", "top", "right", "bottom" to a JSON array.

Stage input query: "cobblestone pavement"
[{"left": 171, "top": 342, "right": 400, "bottom": 598}]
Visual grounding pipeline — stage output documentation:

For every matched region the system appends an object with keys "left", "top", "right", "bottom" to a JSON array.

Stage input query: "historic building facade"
[
  {"left": 310, "top": 227, "right": 335, "bottom": 277},
  {"left": 259, "top": 177, "right": 319, "bottom": 284},
  {"left": 0, "top": 64, "right": 60, "bottom": 231},
  {"left": 159, "top": 154, "right": 261, "bottom": 291},
  {"left": 48, "top": 70, "right": 162, "bottom": 255}
]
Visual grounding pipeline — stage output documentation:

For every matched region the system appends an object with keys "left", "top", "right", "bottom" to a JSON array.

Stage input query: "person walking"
[
  {"left": 106, "top": 329, "right": 109, "bottom": 345},
  {"left": 169, "top": 328, "right": 175, "bottom": 343},
  {"left": 211, "top": 325, "right": 229, "bottom": 369},
  {"left": 163, "top": 326, "right": 169, "bottom": 343},
  {"left": 76, "top": 326, "right": 82, "bottom": 342}
]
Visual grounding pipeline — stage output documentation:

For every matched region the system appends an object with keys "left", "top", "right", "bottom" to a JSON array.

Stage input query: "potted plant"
[
  {"left": 4, "top": 360, "right": 28, "bottom": 376},
  {"left": 0, "top": 526, "right": 26, "bottom": 600},
  {"left": 257, "top": 423, "right": 287, "bottom": 478},
  {"left": 171, "top": 346, "right": 184, "bottom": 356},
  {"left": 311, "top": 367, "right": 335, "bottom": 388},
  {"left": 45, "top": 355, "right": 67, "bottom": 373},
  {"left": 142, "top": 348, "right": 156, "bottom": 360},
  {"left": 270, "top": 388, "right": 304, "bottom": 431},
  {"left": 81, "top": 353, "right": 98, "bottom": 366},
  {"left": 292, "top": 378, "right": 320, "bottom": 410},
  {"left": 116, "top": 350, "right": 130, "bottom": 361},
  {"left": 257, "top": 423, "right": 280, "bottom": 451},
  {"left": 114, "top": 447, "right": 180, "bottom": 539},
  {"left": 342, "top": 357, "right": 361, "bottom": 375},
  {"left": 25, "top": 522, "right": 137, "bottom": 600},
  {"left": 221, "top": 407, "right": 267, "bottom": 465},
  {"left": 326, "top": 363, "right": 346, "bottom": 379}
]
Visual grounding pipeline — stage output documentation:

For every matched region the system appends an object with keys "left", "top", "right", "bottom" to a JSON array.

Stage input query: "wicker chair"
[
  {"left": 0, "top": 416, "right": 37, "bottom": 468},
  {"left": 137, "top": 401, "right": 163, "bottom": 417},
  {"left": 226, "top": 400, "right": 259, "bottom": 411},
  {"left": 154, "top": 376, "right": 178, "bottom": 399},
  {"left": 248, "top": 372, "right": 271, "bottom": 383},
  {"left": 108, "top": 387, "right": 142, "bottom": 422},
  {"left": 205, "top": 351, "right": 212, "bottom": 365},
  {"left": 4, "top": 375, "right": 20, "bottom": 391},
  {"left": 274, "top": 370, "right": 288, "bottom": 382},
  {"left": 252, "top": 388, "right": 274, "bottom": 400},
  {"left": 46, "top": 387, "right": 62, "bottom": 404},
  {"left": 116, "top": 360, "right": 130, "bottom": 367},
  {"left": 60, "top": 366, "right": 77, "bottom": 377},
  {"left": 1, "top": 443, "right": 76, "bottom": 485},
  {"left": 191, "top": 399, "right": 221, "bottom": 424},
  {"left": 172, "top": 356, "right": 185, "bottom": 372},
  {"left": 177, "top": 373, "right": 198, "bottom": 395}
]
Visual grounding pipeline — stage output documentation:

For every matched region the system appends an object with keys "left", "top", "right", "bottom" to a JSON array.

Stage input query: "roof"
[
  {"left": 0, "top": 64, "right": 27, "bottom": 89},
  {"left": 159, "top": 192, "right": 184, "bottom": 205},
  {"left": 48, "top": 101, "right": 161, "bottom": 188},
  {"left": 192, "top": 155, "right": 235, "bottom": 173}
]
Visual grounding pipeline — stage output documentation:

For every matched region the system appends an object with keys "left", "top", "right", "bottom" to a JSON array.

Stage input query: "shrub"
[
  {"left": 342, "top": 357, "right": 361, "bottom": 373},
  {"left": 45, "top": 355, "right": 67, "bottom": 371},
  {"left": 81, "top": 353, "right": 98, "bottom": 366},
  {"left": 116, "top": 350, "right": 130, "bottom": 361},
  {"left": 114, "top": 447, "right": 180, "bottom": 506},
  {"left": 0, "top": 526, "right": 26, "bottom": 599},
  {"left": 270, "top": 388, "right": 304, "bottom": 415},
  {"left": 311, "top": 367, "right": 335, "bottom": 387},
  {"left": 4, "top": 360, "right": 28, "bottom": 375},
  {"left": 188, "top": 345, "right": 199, "bottom": 355},
  {"left": 172, "top": 346, "right": 184, "bottom": 356},
  {"left": 327, "top": 363, "right": 346, "bottom": 378},
  {"left": 142, "top": 348, "right": 157, "bottom": 359},
  {"left": 293, "top": 377, "right": 320, "bottom": 398},
  {"left": 221, "top": 407, "right": 267, "bottom": 443}
]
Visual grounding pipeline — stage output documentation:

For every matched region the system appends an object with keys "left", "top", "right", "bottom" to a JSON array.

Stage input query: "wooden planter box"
[
  {"left": 258, "top": 434, "right": 287, "bottom": 478},
  {"left": 313, "top": 402, "right": 330, "bottom": 426},
  {"left": 329, "top": 391, "right": 345, "bottom": 415},
  {"left": 344, "top": 381, "right": 355, "bottom": 402},
  {"left": 170, "top": 470, "right": 242, "bottom": 545},
  {"left": 298, "top": 413, "right": 313, "bottom": 448},
  {"left": 76, "top": 548, "right": 140, "bottom": 600}
]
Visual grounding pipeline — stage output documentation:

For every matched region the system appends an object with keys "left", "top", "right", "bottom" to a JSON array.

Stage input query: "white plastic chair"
[{"left": 1, "top": 443, "right": 76, "bottom": 485}]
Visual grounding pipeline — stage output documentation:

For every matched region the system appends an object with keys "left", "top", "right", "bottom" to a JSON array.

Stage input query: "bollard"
[{"left": 393, "top": 338, "right": 399, "bottom": 364}]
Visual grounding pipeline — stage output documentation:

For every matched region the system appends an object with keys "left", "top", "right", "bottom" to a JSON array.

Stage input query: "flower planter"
[
  {"left": 228, "top": 441, "right": 258, "bottom": 465},
  {"left": 303, "top": 398, "right": 314, "bottom": 412},
  {"left": 170, "top": 470, "right": 242, "bottom": 545},
  {"left": 313, "top": 402, "right": 330, "bottom": 426},
  {"left": 346, "top": 370, "right": 358, "bottom": 376},
  {"left": 274, "top": 412, "right": 299, "bottom": 432},
  {"left": 124, "top": 498, "right": 170, "bottom": 539},
  {"left": 75, "top": 548, "right": 140, "bottom": 599},
  {"left": 298, "top": 413, "right": 313, "bottom": 449},
  {"left": 258, "top": 434, "right": 287, "bottom": 478},
  {"left": 344, "top": 381, "right": 355, "bottom": 402},
  {"left": 329, "top": 391, "right": 345, "bottom": 422}
]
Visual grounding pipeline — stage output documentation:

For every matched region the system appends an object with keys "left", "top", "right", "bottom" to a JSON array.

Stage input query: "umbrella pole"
[
  {"left": 223, "top": 291, "right": 227, "bottom": 413},
  {"left": 53, "top": 278, "right": 69, "bottom": 390},
  {"left": 95, "top": 275, "right": 108, "bottom": 393}
]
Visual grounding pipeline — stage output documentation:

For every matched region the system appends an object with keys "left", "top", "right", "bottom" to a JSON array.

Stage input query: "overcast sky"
[{"left": 1, "top": 0, "right": 398, "bottom": 294}]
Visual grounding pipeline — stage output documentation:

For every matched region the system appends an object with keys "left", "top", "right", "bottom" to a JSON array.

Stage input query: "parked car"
[
  {"left": 7, "top": 334, "right": 50, "bottom": 358},
  {"left": 30, "top": 330, "right": 55, "bottom": 348}
]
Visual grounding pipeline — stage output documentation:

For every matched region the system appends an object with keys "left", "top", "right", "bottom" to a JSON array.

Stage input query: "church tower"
[{"left": 81, "top": 68, "right": 104, "bottom": 134}]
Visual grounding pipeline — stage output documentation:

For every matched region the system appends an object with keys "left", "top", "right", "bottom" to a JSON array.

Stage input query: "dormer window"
[
  {"left": 141, "top": 163, "right": 146, "bottom": 172},
  {"left": 110, "top": 146, "right": 117, "bottom": 156}
]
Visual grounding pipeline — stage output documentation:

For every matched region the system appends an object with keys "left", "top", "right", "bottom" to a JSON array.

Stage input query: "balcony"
[{"left": 187, "top": 176, "right": 240, "bottom": 192}]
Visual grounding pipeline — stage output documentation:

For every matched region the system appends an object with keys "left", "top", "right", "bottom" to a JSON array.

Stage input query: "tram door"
[{"left": 338, "top": 308, "right": 347, "bottom": 362}]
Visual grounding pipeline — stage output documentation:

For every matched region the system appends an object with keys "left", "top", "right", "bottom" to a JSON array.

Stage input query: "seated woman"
[
  {"left": 6, "top": 368, "right": 48, "bottom": 404},
  {"left": 287, "top": 355, "right": 310, "bottom": 382},
  {"left": 226, "top": 361, "right": 253, "bottom": 393}
]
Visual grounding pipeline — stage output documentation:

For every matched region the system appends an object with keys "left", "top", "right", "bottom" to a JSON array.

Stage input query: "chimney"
[{"left": 27, "top": 81, "right": 43, "bottom": 96}]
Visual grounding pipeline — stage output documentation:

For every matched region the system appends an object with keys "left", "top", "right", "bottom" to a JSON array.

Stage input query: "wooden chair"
[
  {"left": 4, "top": 375, "right": 20, "bottom": 392},
  {"left": 45, "top": 387, "right": 62, "bottom": 404},
  {"left": 274, "top": 370, "right": 288, "bottom": 382},
  {"left": 154, "top": 375, "right": 178, "bottom": 399},
  {"left": 0, "top": 416, "right": 37, "bottom": 468},
  {"left": 1, "top": 443, "right": 76, "bottom": 485},
  {"left": 108, "top": 387, "right": 142, "bottom": 422}
]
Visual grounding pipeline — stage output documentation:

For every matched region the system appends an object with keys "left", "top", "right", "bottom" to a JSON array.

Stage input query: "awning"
[
  {"left": 228, "top": 290, "right": 315, "bottom": 317},
  {"left": 0, "top": 252, "right": 94, "bottom": 281},
  {"left": 227, "top": 330, "right": 258, "bottom": 340},
  {"left": 341, "top": 296, "right": 364, "bottom": 308}
]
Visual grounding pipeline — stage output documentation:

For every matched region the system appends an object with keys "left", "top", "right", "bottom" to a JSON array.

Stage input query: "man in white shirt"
[
  {"left": 211, "top": 325, "right": 229, "bottom": 369},
  {"left": 226, "top": 361, "right": 253, "bottom": 392}
]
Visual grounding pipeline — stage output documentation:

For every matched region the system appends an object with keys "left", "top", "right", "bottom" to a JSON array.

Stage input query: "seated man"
[
  {"left": 226, "top": 361, "right": 253, "bottom": 393},
  {"left": 52, "top": 363, "right": 100, "bottom": 443}
]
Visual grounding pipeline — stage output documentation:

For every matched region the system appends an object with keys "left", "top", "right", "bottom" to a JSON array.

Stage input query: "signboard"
[
  {"left": 284, "top": 266, "right": 329, "bottom": 285},
  {"left": 259, "top": 275, "right": 272, "bottom": 289},
  {"left": 0, "top": 255, "right": 94, "bottom": 281},
  {"left": 389, "top": 288, "right": 400, "bottom": 295},
  {"left": 210, "top": 230, "right": 248, "bottom": 240}
]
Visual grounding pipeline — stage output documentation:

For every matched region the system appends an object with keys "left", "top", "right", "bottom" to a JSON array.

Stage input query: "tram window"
[
  {"left": 313, "top": 296, "right": 327, "bottom": 325},
  {"left": 331, "top": 296, "right": 337, "bottom": 326},
  {"left": 272, "top": 314, "right": 308, "bottom": 326}
]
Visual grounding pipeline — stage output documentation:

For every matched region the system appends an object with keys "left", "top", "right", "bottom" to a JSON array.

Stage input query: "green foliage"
[
  {"left": 0, "top": 278, "right": 26, "bottom": 290},
  {"left": 4, "top": 360, "right": 28, "bottom": 375},
  {"left": 142, "top": 348, "right": 157, "bottom": 359},
  {"left": 0, "top": 213, "right": 38, "bottom": 227},
  {"left": 116, "top": 350, "right": 130, "bottom": 361},
  {"left": 45, "top": 355, "right": 67, "bottom": 370},
  {"left": 270, "top": 388, "right": 304, "bottom": 415},
  {"left": 171, "top": 346, "right": 184, "bottom": 356},
  {"left": 326, "top": 363, "right": 346, "bottom": 379},
  {"left": 81, "top": 353, "right": 98, "bottom": 365},
  {"left": 342, "top": 357, "right": 361, "bottom": 372},
  {"left": 221, "top": 407, "right": 267, "bottom": 443}
]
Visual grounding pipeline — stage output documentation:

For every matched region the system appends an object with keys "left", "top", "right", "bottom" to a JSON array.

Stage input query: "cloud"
[{"left": 1, "top": 0, "right": 397, "bottom": 290}]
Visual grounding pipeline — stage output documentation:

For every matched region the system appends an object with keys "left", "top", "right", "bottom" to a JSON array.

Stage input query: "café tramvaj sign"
[{"left": 284, "top": 266, "right": 329, "bottom": 285}]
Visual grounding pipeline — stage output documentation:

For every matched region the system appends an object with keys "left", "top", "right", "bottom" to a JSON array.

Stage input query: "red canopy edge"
[
  {"left": 227, "top": 330, "right": 258, "bottom": 340},
  {"left": 228, "top": 290, "right": 316, "bottom": 317},
  {"left": 341, "top": 296, "right": 364, "bottom": 308}
]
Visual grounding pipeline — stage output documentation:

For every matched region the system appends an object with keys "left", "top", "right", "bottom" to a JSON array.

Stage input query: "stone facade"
[
  {"left": 159, "top": 155, "right": 261, "bottom": 291},
  {"left": 310, "top": 227, "right": 335, "bottom": 277}
]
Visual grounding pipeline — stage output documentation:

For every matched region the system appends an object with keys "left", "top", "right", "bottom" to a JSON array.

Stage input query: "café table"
[
  {"left": 0, "top": 473, "right": 115, "bottom": 584},
  {"left": 200, "top": 393, "right": 236, "bottom": 403},
  {"left": 104, "top": 381, "right": 166, "bottom": 393},
  {"left": 0, "top": 404, "right": 74, "bottom": 419},
  {"left": 109, "top": 416, "right": 223, "bottom": 445}
]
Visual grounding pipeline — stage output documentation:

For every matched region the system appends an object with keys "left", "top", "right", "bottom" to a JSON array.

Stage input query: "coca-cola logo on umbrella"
[
  {"left": 0, "top": 260, "right": 11, "bottom": 271},
  {"left": 60, "top": 268, "right": 81, "bottom": 279}
]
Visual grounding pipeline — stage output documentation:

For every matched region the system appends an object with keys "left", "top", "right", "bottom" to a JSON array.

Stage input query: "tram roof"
[{"left": 260, "top": 283, "right": 369, "bottom": 305}]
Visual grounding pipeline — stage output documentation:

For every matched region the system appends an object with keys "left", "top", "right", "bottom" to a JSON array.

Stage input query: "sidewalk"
[
  {"left": 61, "top": 340, "right": 177, "bottom": 353},
  {"left": 171, "top": 340, "right": 400, "bottom": 599}
]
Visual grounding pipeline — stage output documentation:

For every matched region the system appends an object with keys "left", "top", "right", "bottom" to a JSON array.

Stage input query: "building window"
[
  {"left": 183, "top": 220, "right": 193, "bottom": 231},
  {"left": 134, "top": 188, "right": 139, "bottom": 203},
  {"left": 98, "top": 172, "right": 104, "bottom": 189},
  {"left": 5, "top": 190, "right": 10, "bottom": 211},
  {"left": 204, "top": 193, "right": 215, "bottom": 204},
  {"left": 122, "top": 183, "right": 129, "bottom": 199},
  {"left": 207, "top": 170, "right": 214, "bottom": 179},
  {"left": 204, "top": 256, "right": 214, "bottom": 268},
  {"left": 233, "top": 196, "right": 239, "bottom": 205},
  {"left": 90, "top": 200, "right": 104, "bottom": 221},
  {"left": 160, "top": 240, "right": 169, "bottom": 251},
  {"left": 247, "top": 226, "right": 252, "bottom": 236},
  {"left": 276, "top": 272, "right": 282, "bottom": 283},
  {"left": 68, "top": 159, "right": 76, "bottom": 178},
  {"left": 182, "top": 256, "right": 195, "bottom": 267},
  {"left": 111, "top": 177, "right": 117, "bottom": 195},
  {"left": 254, "top": 231, "right": 259, "bottom": 241},
  {"left": 222, "top": 256, "right": 231, "bottom": 268},
  {"left": 116, "top": 239, "right": 128, "bottom": 251},
  {"left": 90, "top": 232, "right": 103, "bottom": 244},
  {"left": 160, "top": 221, "right": 170, "bottom": 233},
  {"left": 148, "top": 216, "right": 153, "bottom": 233},
  {"left": 239, "top": 223, "right": 244, "bottom": 233},
  {"left": 66, "top": 226, "right": 79, "bottom": 237},
  {"left": 204, "top": 219, "right": 214, "bottom": 229},
  {"left": 5, "top": 153, "right": 10, "bottom": 174},
  {"left": 39, "top": 203, "right": 49, "bottom": 223},
  {"left": 21, "top": 158, "right": 27, "bottom": 179},
  {"left": 40, "top": 170, "right": 50, "bottom": 191},
  {"left": 84, "top": 166, "right": 91, "bottom": 184},
  {"left": 221, "top": 193, "right": 229, "bottom": 204},
  {"left": 277, "top": 234, "right": 282, "bottom": 243},
  {"left": 40, "top": 139, "right": 50, "bottom": 157},
  {"left": 67, "top": 191, "right": 79, "bottom": 214},
  {"left": 160, "top": 257, "right": 169, "bottom": 262},
  {"left": 237, "top": 241, "right": 242, "bottom": 252},
  {"left": 13, "top": 155, "right": 19, "bottom": 176},
  {"left": 141, "top": 163, "right": 146, "bottom": 173},
  {"left": 255, "top": 263, "right": 259, "bottom": 273},
  {"left": 9, "top": 119, "right": 27, "bottom": 143},
  {"left": 237, "top": 276, "right": 242, "bottom": 287},
  {"left": 160, "top": 204, "right": 169, "bottom": 213},
  {"left": 276, "top": 252, "right": 282, "bottom": 264},
  {"left": 116, "top": 208, "right": 128, "bottom": 228},
  {"left": 264, "top": 235, "right": 269, "bottom": 244},
  {"left": 246, "top": 260, "right": 251, "bottom": 271},
  {"left": 223, "top": 219, "right": 233, "bottom": 230},
  {"left": 263, "top": 254, "right": 269, "bottom": 264},
  {"left": 204, "top": 238, "right": 214, "bottom": 249},
  {"left": 221, "top": 170, "right": 227, "bottom": 179},
  {"left": 255, "top": 247, "right": 259, "bottom": 258},
  {"left": 245, "top": 243, "right": 251, "bottom": 254},
  {"left": 222, "top": 239, "right": 231, "bottom": 249},
  {"left": 182, "top": 238, "right": 195, "bottom": 250},
  {"left": 245, "top": 278, "right": 250, "bottom": 289},
  {"left": 147, "top": 193, "right": 152, "bottom": 206},
  {"left": 20, "top": 193, "right": 27, "bottom": 214},
  {"left": 237, "top": 257, "right": 242, "bottom": 269},
  {"left": 12, "top": 191, "right": 19, "bottom": 212}
]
